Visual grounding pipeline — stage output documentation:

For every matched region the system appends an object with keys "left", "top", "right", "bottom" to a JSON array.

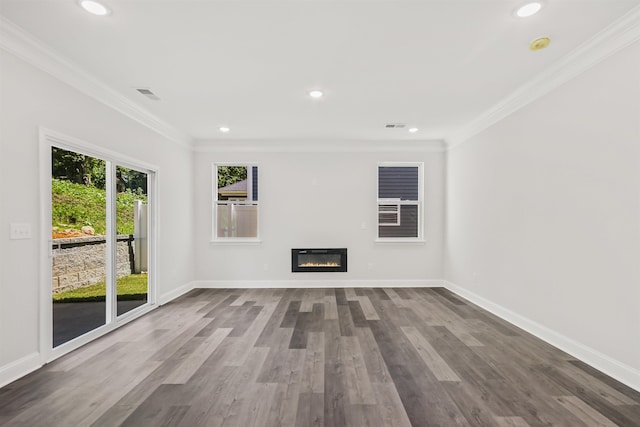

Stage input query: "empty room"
[{"left": 1, "top": 0, "right": 639, "bottom": 426}]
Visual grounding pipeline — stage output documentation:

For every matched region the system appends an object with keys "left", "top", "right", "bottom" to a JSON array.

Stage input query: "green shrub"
[{"left": 52, "top": 178, "right": 147, "bottom": 235}]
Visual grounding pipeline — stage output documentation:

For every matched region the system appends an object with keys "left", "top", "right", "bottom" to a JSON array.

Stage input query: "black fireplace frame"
[{"left": 291, "top": 248, "right": 347, "bottom": 273}]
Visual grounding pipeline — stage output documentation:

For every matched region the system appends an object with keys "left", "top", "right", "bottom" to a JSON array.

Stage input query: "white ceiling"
[{"left": 1, "top": 0, "right": 639, "bottom": 144}]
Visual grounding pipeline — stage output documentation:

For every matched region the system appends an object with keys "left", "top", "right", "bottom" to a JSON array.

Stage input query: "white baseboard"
[
  {"left": 443, "top": 280, "right": 640, "bottom": 393},
  {"left": 0, "top": 352, "right": 42, "bottom": 389},
  {"left": 193, "top": 279, "right": 444, "bottom": 289},
  {"left": 158, "top": 281, "right": 196, "bottom": 305}
]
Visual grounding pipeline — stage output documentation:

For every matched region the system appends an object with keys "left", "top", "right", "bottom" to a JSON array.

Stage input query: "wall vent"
[
  {"left": 135, "top": 88, "right": 160, "bottom": 101},
  {"left": 385, "top": 123, "right": 406, "bottom": 129}
]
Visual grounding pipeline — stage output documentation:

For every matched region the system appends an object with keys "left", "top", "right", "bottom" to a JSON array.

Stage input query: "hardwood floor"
[{"left": 1, "top": 287, "right": 639, "bottom": 426}]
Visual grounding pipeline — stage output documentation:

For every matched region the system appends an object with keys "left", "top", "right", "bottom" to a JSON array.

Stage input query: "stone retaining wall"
[{"left": 52, "top": 235, "right": 134, "bottom": 293}]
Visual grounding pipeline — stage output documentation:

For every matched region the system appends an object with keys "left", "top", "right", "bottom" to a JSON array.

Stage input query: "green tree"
[
  {"left": 117, "top": 166, "right": 147, "bottom": 194},
  {"left": 217, "top": 166, "right": 247, "bottom": 189},
  {"left": 52, "top": 147, "right": 106, "bottom": 189}
]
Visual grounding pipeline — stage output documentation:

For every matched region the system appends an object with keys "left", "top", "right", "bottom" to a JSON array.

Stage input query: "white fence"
[{"left": 133, "top": 200, "right": 148, "bottom": 274}]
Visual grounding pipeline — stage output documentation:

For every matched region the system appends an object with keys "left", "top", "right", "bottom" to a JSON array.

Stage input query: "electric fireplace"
[{"left": 291, "top": 248, "right": 347, "bottom": 273}]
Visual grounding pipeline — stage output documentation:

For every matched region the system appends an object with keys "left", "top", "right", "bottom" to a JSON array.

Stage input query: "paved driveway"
[{"left": 53, "top": 299, "right": 147, "bottom": 347}]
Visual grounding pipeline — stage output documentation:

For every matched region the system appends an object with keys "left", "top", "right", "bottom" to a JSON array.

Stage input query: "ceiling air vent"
[
  {"left": 135, "top": 88, "right": 160, "bottom": 101},
  {"left": 385, "top": 123, "right": 406, "bottom": 129}
]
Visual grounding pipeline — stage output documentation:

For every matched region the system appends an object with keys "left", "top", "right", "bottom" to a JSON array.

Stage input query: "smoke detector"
[{"left": 530, "top": 37, "right": 551, "bottom": 51}]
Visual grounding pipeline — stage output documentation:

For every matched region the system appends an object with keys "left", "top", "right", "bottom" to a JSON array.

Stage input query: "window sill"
[
  {"left": 210, "top": 239, "right": 262, "bottom": 245},
  {"left": 374, "top": 239, "right": 426, "bottom": 245}
]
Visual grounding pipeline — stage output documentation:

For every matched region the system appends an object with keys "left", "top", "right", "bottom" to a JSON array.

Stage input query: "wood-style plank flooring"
[{"left": 1, "top": 287, "right": 639, "bottom": 426}]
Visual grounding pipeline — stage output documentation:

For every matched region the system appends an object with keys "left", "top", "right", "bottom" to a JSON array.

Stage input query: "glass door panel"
[
  {"left": 115, "top": 166, "right": 149, "bottom": 316},
  {"left": 51, "top": 147, "right": 107, "bottom": 347}
]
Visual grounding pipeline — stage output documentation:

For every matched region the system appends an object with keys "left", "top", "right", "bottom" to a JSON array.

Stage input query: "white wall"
[
  {"left": 0, "top": 51, "right": 195, "bottom": 377},
  {"left": 445, "top": 41, "right": 640, "bottom": 387},
  {"left": 193, "top": 148, "right": 445, "bottom": 284}
]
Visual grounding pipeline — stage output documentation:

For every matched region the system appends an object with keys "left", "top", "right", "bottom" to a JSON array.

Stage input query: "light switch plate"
[{"left": 10, "top": 223, "right": 32, "bottom": 240}]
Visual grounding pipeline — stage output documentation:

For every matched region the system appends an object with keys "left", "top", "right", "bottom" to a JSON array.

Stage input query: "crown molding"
[
  {"left": 0, "top": 17, "right": 193, "bottom": 149},
  {"left": 192, "top": 138, "right": 447, "bottom": 153},
  {"left": 446, "top": 4, "right": 640, "bottom": 150}
]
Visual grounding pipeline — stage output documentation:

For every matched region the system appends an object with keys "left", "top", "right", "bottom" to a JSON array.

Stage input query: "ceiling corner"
[
  {"left": 446, "top": 3, "right": 640, "bottom": 150},
  {"left": 0, "top": 16, "right": 193, "bottom": 149}
]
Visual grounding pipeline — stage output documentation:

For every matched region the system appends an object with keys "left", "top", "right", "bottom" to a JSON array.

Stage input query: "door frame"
[{"left": 39, "top": 127, "right": 159, "bottom": 363}]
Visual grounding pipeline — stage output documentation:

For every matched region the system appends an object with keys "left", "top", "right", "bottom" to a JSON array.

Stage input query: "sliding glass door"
[
  {"left": 51, "top": 147, "right": 108, "bottom": 346},
  {"left": 50, "top": 144, "right": 154, "bottom": 348},
  {"left": 115, "top": 165, "right": 149, "bottom": 316}
]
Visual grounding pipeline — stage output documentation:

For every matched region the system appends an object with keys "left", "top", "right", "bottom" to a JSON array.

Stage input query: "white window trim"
[
  {"left": 211, "top": 163, "right": 261, "bottom": 243},
  {"left": 374, "top": 238, "right": 426, "bottom": 245},
  {"left": 376, "top": 162, "right": 424, "bottom": 242}
]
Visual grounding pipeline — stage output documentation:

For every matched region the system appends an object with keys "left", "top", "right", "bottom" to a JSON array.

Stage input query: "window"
[
  {"left": 377, "top": 163, "right": 423, "bottom": 240},
  {"left": 213, "top": 164, "right": 259, "bottom": 240}
]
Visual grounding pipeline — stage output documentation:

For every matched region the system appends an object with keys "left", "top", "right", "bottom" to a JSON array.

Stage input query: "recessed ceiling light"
[
  {"left": 515, "top": 2, "right": 542, "bottom": 18},
  {"left": 309, "top": 90, "right": 324, "bottom": 98},
  {"left": 409, "top": 128, "right": 419, "bottom": 133},
  {"left": 219, "top": 127, "right": 230, "bottom": 133},
  {"left": 79, "top": 0, "right": 111, "bottom": 16}
]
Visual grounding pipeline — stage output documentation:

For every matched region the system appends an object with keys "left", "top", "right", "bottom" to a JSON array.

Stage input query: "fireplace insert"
[{"left": 291, "top": 248, "right": 347, "bottom": 273}]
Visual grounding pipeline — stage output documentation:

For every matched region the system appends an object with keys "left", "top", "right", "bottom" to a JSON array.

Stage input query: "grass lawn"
[
  {"left": 53, "top": 274, "right": 148, "bottom": 303},
  {"left": 52, "top": 178, "right": 147, "bottom": 235}
]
